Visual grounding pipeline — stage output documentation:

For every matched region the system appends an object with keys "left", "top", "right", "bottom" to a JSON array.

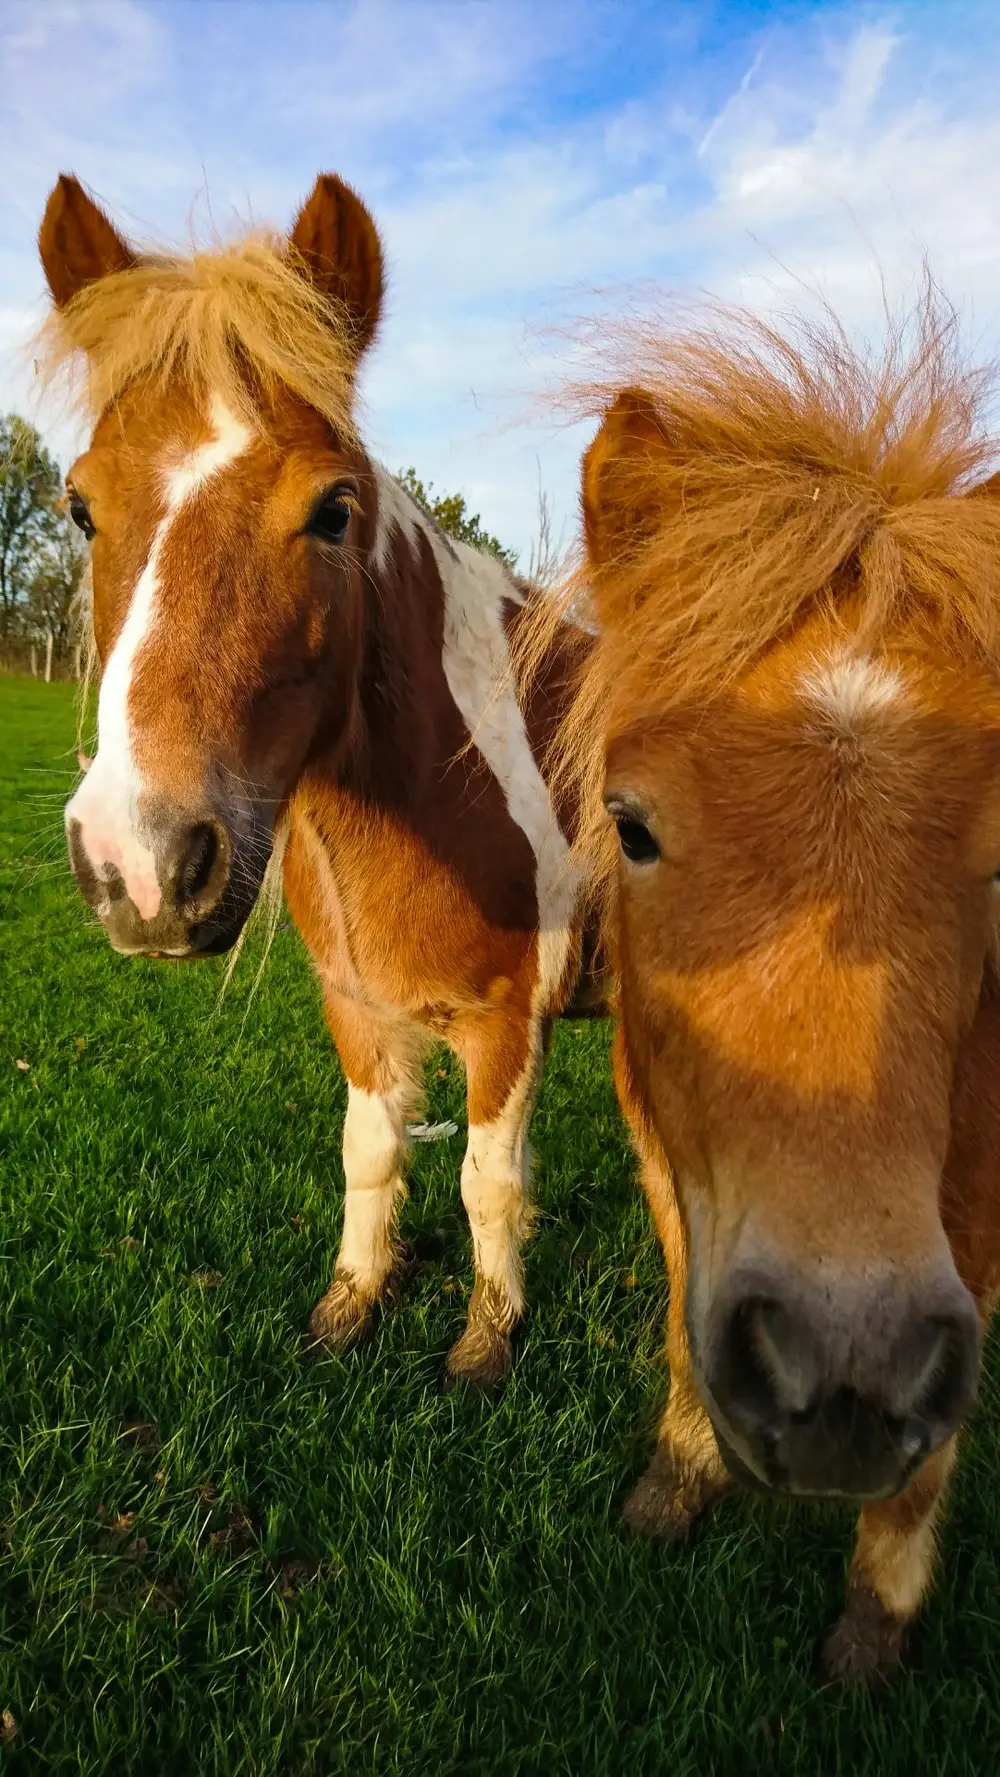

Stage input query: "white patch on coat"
[
  {"left": 372, "top": 467, "right": 577, "bottom": 1020},
  {"left": 65, "top": 398, "right": 252, "bottom": 922},
  {"left": 800, "top": 649, "right": 905, "bottom": 729}
]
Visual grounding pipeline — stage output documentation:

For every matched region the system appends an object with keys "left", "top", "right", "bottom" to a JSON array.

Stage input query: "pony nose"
[
  {"left": 703, "top": 1271, "right": 980, "bottom": 1498},
  {"left": 66, "top": 808, "right": 236, "bottom": 956}
]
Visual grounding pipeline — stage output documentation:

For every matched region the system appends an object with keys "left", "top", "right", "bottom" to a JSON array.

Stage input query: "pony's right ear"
[
  {"left": 39, "top": 175, "right": 134, "bottom": 309},
  {"left": 581, "top": 387, "right": 675, "bottom": 572},
  {"left": 289, "top": 173, "right": 384, "bottom": 358}
]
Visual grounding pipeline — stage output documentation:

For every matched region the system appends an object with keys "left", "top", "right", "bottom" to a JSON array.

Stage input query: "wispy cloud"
[{"left": 3, "top": 0, "right": 1000, "bottom": 558}]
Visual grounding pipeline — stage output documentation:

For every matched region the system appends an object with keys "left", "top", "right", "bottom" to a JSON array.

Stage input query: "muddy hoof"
[
  {"left": 820, "top": 1584, "right": 906, "bottom": 1686},
  {"left": 622, "top": 1468, "right": 696, "bottom": 1545},
  {"left": 445, "top": 1321, "right": 513, "bottom": 1391},
  {"left": 306, "top": 1274, "right": 375, "bottom": 1355}
]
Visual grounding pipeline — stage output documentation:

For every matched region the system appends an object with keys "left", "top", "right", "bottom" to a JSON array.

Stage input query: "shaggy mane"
[
  {"left": 37, "top": 232, "right": 360, "bottom": 440},
  {"left": 516, "top": 290, "right": 1000, "bottom": 901}
]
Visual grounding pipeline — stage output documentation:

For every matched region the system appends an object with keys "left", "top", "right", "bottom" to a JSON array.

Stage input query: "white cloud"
[{"left": 3, "top": 2, "right": 1000, "bottom": 559}]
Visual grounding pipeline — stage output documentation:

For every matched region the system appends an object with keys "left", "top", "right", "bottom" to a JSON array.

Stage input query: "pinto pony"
[
  {"left": 521, "top": 301, "right": 1000, "bottom": 1679},
  {"left": 38, "top": 172, "right": 593, "bottom": 1387}
]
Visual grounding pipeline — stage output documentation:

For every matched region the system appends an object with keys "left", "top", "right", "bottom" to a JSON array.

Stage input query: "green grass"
[{"left": 1, "top": 676, "right": 999, "bottom": 1776}]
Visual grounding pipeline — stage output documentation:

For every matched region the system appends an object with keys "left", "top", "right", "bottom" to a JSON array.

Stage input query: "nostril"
[
  {"left": 909, "top": 1314, "right": 980, "bottom": 1434},
  {"left": 713, "top": 1297, "right": 787, "bottom": 1430},
  {"left": 178, "top": 823, "right": 220, "bottom": 905}
]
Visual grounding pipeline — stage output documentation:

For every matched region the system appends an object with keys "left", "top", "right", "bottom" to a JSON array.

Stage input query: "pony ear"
[
  {"left": 970, "top": 470, "right": 1000, "bottom": 500},
  {"left": 581, "top": 387, "right": 676, "bottom": 572},
  {"left": 289, "top": 173, "right": 384, "bottom": 358},
  {"left": 39, "top": 175, "right": 134, "bottom": 309}
]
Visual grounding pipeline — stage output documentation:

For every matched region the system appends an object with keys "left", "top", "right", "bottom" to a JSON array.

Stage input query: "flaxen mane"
[
  {"left": 516, "top": 292, "right": 1000, "bottom": 898},
  {"left": 36, "top": 233, "right": 360, "bottom": 439}
]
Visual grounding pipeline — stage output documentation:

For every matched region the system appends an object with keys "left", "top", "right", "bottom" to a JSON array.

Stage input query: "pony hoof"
[
  {"left": 622, "top": 1471, "right": 695, "bottom": 1545},
  {"left": 819, "top": 1585, "right": 906, "bottom": 1686},
  {"left": 306, "top": 1275, "right": 375, "bottom": 1354},
  {"left": 445, "top": 1323, "right": 513, "bottom": 1391}
]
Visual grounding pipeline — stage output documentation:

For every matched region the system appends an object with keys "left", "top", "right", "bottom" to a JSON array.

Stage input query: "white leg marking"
[
  {"left": 66, "top": 397, "right": 253, "bottom": 919},
  {"left": 336, "top": 1082, "right": 410, "bottom": 1294},
  {"left": 460, "top": 1047, "right": 540, "bottom": 1317}
]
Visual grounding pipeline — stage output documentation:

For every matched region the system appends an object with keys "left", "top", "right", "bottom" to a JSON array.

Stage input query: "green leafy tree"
[
  {"left": 0, "top": 415, "right": 61, "bottom": 643},
  {"left": 396, "top": 467, "right": 517, "bottom": 570}
]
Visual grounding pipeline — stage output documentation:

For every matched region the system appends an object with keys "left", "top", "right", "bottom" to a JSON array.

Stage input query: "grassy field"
[{"left": 1, "top": 675, "right": 999, "bottom": 1775}]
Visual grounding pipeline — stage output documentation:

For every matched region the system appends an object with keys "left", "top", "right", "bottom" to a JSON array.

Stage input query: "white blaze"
[{"left": 66, "top": 398, "right": 252, "bottom": 921}]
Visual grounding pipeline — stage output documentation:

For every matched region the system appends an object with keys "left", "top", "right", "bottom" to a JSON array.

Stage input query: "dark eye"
[
  {"left": 305, "top": 485, "right": 354, "bottom": 545},
  {"left": 606, "top": 800, "right": 660, "bottom": 865},
  {"left": 615, "top": 816, "right": 660, "bottom": 864},
  {"left": 68, "top": 491, "right": 95, "bottom": 539}
]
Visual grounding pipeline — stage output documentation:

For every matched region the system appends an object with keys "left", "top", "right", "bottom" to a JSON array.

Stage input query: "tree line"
[
  {"left": 0, "top": 415, "right": 89, "bottom": 679},
  {"left": 0, "top": 417, "right": 518, "bottom": 683}
]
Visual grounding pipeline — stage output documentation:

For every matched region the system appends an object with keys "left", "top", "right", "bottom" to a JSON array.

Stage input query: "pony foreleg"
[
  {"left": 624, "top": 1151, "right": 730, "bottom": 1542},
  {"left": 821, "top": 1435, "right": 958, "bottom": 1685},
  {"left": 309, "top": 1002, "right": 421, "bottom": 1352},
  {"left": 446, "top": 1014, "right": 543, "bottom": 1389}
]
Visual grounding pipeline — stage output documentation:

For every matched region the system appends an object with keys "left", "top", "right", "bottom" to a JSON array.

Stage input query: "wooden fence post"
[{"left": 45, "top": 631, "right": 54, "bottom": 683}]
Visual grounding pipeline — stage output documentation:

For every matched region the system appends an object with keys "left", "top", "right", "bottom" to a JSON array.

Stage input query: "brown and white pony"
[
  {"left": 524, "top": 304, "right": 1000, "bottom": 1680},
  {"left": 38, "top": 171, "right": 594, "bottom": 1387}
]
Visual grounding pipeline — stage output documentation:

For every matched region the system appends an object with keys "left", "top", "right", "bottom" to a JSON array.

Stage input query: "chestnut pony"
[
  {"left": 521, "top": 302, "right": 1000, "bottom": 1680},
  {"left": 38, "top": 172, "right": 594, "bottom": 1388}
]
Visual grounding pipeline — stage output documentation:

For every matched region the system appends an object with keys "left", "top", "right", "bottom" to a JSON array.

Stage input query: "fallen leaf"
[
  {"left": 120, "top": 1235, "right": 140, "bottom": 1253},
  {"left": 189, "top": 1270, "right": 224, "bottom": 1290},
  {"left": 620, "top": 1272, "right": 639, "bottom": 1292},
  {"left": 154, "top": 1471, "right": 166, "bottom": 1486},
  {"left": 197, "top": 1483, "right": 217, "bottom": 1505},
  {"left": 291, "top": 1215, "right": 307, "bottom": 1231},
  {"left": 73, "top": 1036, "right": 87, "bottom": 1051},
  {"left": 14, "top": 1059, "right": 29, "bottom": 1072},
  {"left": 284, "top": 1101, "right": 298, "bottom": 1113},
  {"left": 110, "top": 1512, "right": 135, "bottom": 1532},
  {"left": 435, "top": 1067, "right": 448, "bottom": 1079},
  {"left": 1, "top": 1709, "right": 17, "bottom": 1744}
]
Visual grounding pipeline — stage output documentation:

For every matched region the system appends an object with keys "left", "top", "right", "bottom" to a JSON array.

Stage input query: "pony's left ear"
[
  {"left": 581, "top": 387, "right": 676, "bottom": 574},
  {"left": 39, "top": 174, "right": 134, "bottom": 309},
  {"left": 289, "top": 173, "right": 384, "bottom": 358}
]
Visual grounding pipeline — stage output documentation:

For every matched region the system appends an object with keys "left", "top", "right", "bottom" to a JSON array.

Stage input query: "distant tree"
[
  {"left": 24, "top": 509, "right": 89, "bottom": 658},
  {"left": 396, "top": 466, "right": 518, "bottom": 570},
  {"left": 0, "top": 415, "right": 61, "bottom": 643}
]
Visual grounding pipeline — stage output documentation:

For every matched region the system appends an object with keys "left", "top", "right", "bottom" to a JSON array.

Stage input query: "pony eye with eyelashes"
[
  {"left": 68, "top": 491, "right": 95, "bottom": 540},
  {"left": 304, "top": 484, "right": 356, "bottom": 546},
  {"left": 605, "top": 799, "right": 661, "bottom": 865}
]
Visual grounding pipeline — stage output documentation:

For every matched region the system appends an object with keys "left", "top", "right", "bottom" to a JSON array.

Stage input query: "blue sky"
[{"left": 3, "top": 0, "right": 1000, "bottom": 561}]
